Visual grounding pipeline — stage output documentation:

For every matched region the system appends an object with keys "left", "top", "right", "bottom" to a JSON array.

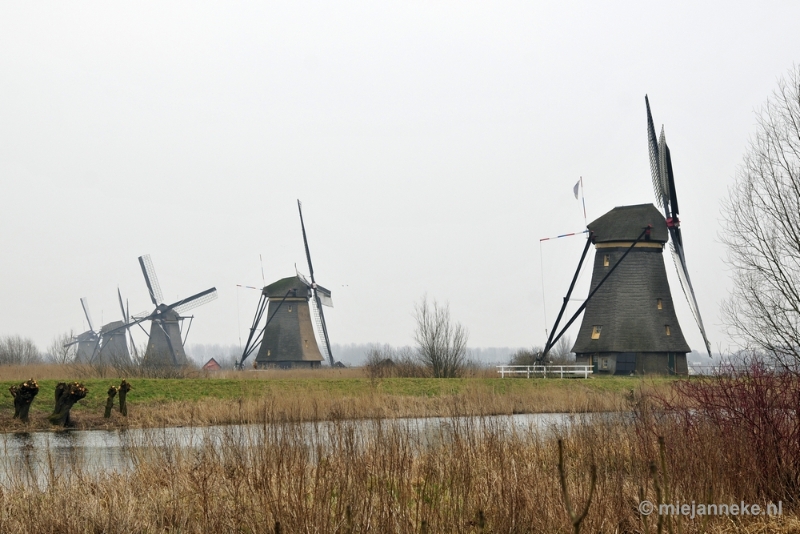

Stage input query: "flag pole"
[{"left": 580, "top": 176, "right": 587, "bottom": 226}]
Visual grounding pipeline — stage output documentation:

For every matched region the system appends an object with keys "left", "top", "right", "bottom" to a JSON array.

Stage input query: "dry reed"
[{"left": 0, "top": 394, "right": 795, "bottom": 533}]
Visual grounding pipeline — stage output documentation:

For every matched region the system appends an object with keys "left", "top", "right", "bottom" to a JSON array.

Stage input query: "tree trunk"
[
  {"left": 118, "top": 379, "right": 132, "bottom": 416},
  {"left": 104, "top": 386, "right": 118, "bottom": 418},
  {"left": 49, "top": 382, "right": 87, "bottom": 426},
  {"left": 9, "top": 378, "right": 39, "bottom": 422}
]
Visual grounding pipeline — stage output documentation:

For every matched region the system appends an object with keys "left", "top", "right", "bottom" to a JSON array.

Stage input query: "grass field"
[{"left": 0, "top": 364, "right": 673, "bottom": 431}]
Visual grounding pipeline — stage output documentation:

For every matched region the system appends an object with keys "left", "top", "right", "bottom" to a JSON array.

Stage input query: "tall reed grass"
[{"left": 0, "top": 396, "right": 796, "bottom": 533}]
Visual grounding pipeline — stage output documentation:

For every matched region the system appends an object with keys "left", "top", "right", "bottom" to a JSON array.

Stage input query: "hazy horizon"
[{"left": 2, "top": 2, "right": 799, "bottom": 357}]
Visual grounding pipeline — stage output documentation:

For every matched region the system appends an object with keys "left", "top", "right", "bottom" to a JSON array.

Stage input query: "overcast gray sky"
[{"left": 1, "top": 1, "right": 798, "bottom": 356}]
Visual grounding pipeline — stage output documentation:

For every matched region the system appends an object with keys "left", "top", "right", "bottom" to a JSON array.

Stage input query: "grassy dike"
[{"left": 0, "top": 372, "right": 674, "bottom": 432}]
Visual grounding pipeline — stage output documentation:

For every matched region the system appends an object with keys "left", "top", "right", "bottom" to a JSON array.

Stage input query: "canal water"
[{"left": 0, "top": 412, "right": 579, "bottom": 487}]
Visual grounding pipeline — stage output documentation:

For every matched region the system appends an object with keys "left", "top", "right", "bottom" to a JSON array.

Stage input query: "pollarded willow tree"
[{"left": 721, "top": 65, "right": 800, "bottom": 365}]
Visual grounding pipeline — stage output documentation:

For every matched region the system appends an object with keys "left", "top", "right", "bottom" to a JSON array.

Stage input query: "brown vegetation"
[{"left": 0, "top": 395, "right": 796, "bottom": 532}]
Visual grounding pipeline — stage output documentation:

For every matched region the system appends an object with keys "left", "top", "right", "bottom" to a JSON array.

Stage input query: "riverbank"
[
  {"left": 0, "top": 369, "right": 670, "bottom": 432},
  {"left": 0, "top": 402, "right": 796, "bottom": 533}
]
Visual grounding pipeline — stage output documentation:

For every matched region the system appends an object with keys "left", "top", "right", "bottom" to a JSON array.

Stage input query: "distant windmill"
[
  {"left": 67, "top": 293, "right": 136, "bottom": 366},
  {"left": 68, "top": 298, "right": 100, "bottom": 363},
  {"left": 101, "top": 255, "right": 218, "bottom": 366},
  {"left": 137, "top": 254, "right": 218, "bottom": 366},
  {"left": 94, "top": 288, "right": 142, "bottom": 366},
  {"left": 237, "top": 200, "right": 336, "bottom": 369},
  {"left": 542, "top": 96, "right": 711, "bottom": 375}
]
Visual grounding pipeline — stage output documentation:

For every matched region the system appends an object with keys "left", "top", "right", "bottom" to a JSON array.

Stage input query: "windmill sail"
[
  {"left": 310, "top": 296, "right": 332, "bottom": 364},
  {"left": 669, "top": 239, "right": 712, "bottom": 356},
  {"left": 139, "top": 254, "right": 164, "bottom": 305},
  {"left": 646, "top": 95, "right": 712, "bottom": 356},
  {"left": 646, "top": 96, "right": 669, "bottom": 216},
  {"left": 80, "top": 297, "right": 95, "bottom": 333},
  {"left": 172, "top": 288, "right": 218, "bottom": 315},
  {"left": 315, "top": 284, "right": 333, "bottom": 307},
  {"left": 298, "top": 199, "right": 335, "bottom": 366}
]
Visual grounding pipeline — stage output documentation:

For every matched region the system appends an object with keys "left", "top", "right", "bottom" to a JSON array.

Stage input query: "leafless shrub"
[
  {"left": 413, "top": 295, "right": 469, "bottom": 378},
  {"left": 509, "top": 347, "right": 543, "bottom": 365},
  {"left": 641, "top": 360, "right": 800, "bottom": 504},
  {"left": 45, "top": 332, "right": 76, "bottom": 364},
  {"left": 0, "top": 335, "right": 42, "bottom": 365},
  {"left": 365, "top": 345, "right": 429, "bottom": 379}
]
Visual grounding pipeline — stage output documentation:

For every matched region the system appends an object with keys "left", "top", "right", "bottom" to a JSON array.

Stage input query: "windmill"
[
  {"left": 542, "top": 96, "right": 711, "bottom": 375},
  {"left": 101, "top": 255, "right": 218, "bottom": 366},
  {"left": 137, "top": 254, "right": 218, "bottom": 366},
  {"left": 67, "top": 297, "right": 100, "bottom": 363},
  {"left": 93, "top": 288, "right": 142, "bottom": 366},
  {"left": 67, "top": 294, "right": 137, "bottom": 366},
  {"left": 237, "top": 200, "right": 336, "bottom": 369}
]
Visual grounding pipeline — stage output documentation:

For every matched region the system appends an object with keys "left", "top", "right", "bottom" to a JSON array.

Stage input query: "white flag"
[{"left": 573, "top": 180, "right": 580, "bottom": 199}]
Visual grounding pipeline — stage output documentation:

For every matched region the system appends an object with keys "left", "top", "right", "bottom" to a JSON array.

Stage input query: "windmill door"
[{"left": 667, "top": 352, "right": 675, "bottom": 374}]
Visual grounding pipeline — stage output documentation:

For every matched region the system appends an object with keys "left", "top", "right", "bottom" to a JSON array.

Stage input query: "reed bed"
[{"left": 0, "top": 388, "right": 796, "bottom": 533}]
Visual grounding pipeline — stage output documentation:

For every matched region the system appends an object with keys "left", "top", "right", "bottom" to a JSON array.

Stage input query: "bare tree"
[
  {"left": 721, "top": 65, "right": 800, "bottom": 366},
  {"left": 413, "top": 295, "right": 469, "bottom": 378},
  {"left": 46, "top": 331, "right": 76, "bottom": 364},
  {"left": 0, "top": 335, "right": 42, "bottom": 365},
  {"left": 550, "top": 335, "right": 574, "bottom": 364}
]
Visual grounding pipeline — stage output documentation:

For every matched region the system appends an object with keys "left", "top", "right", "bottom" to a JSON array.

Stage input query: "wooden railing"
[{"left": 496, "top": 365, "right": 593, "bottom": 379}]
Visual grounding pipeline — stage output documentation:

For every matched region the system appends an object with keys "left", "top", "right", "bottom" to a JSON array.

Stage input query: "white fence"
[{"left": 496, "top": 365, "right": 593, "bottom": 379}]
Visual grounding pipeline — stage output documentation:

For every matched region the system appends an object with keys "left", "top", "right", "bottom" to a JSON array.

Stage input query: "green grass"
[{"left": 2, "top": 375, "right": 675, "bottom": 414}]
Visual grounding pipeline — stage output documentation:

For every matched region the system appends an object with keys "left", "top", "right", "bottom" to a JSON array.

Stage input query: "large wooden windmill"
[
  {"left": 543, "top": 96, "right": 711, "bottom": 375},
  {"left": 237, "top": 200, "right": 335, "bottom": 369}
]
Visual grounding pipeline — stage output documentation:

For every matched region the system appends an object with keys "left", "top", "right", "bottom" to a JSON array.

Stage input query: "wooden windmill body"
[
  {"left": 142, "top": 306, "right": 190, "bottom": 366},
  {"left": 98, "top": 320, "right": 133, "bottom": 366},
  {"left": 571, "top": 204, "right": 690, "bottom": 375},
  {"left": 253, "top": 276, "right": 325, "bottom": 369}
]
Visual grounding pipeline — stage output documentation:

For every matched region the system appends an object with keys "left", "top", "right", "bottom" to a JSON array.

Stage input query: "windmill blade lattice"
[
  {"left": 668, "top": 239, "right": 712, "bottom": 356},
  {"left": 646, "top": 95, "right": 712, "bottom": 356},
  {"left": 646, "top": 96, "right": 669, "bottom": 216},
  {"left": 172, "top": 288, "right": 219, "bottom": 315},
  {"left": 139, "top": 254, "right": 164, "bottom": 305},
  {"left": 298, "top": 199, "right": 335, "bottom": 366}
]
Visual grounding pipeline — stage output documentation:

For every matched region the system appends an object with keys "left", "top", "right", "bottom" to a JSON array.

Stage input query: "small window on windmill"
[
  {"left": 665, "top": 325, "right": 671, "bottom": 336},
  {"left": 267, "top": 349, "right": 271, "bottom": 356},
  {"left": 657, "top": 298, "right": 663, "bottom": 310},
  {"left": 304, "top": 339, "right": 308, "bottom": 349},
  {"left": 600, "top": 357, "right": 609, "bottom": 370},
  {"left": 288, "top": 305, "right": 292, "bottom": 313},
  {"left": 603, "top": 255, "right": 610, "bottom": 267},
  {"left": 591, "top": 326, "right": 602, "bottom": 339}
]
